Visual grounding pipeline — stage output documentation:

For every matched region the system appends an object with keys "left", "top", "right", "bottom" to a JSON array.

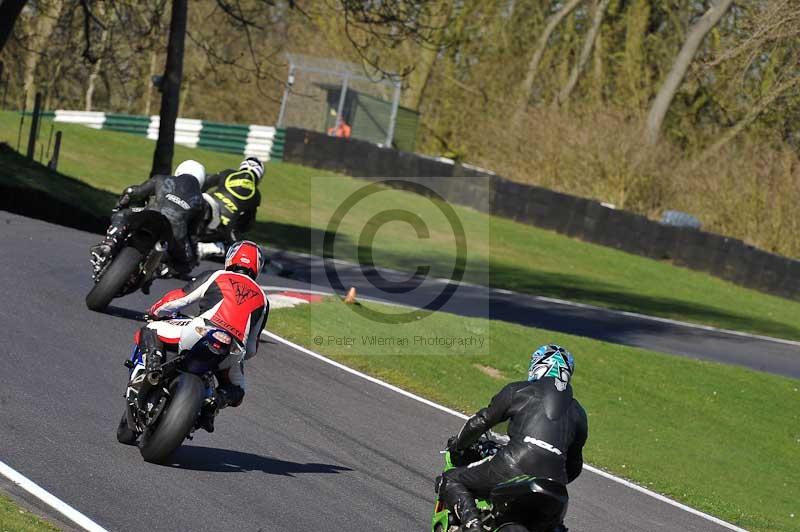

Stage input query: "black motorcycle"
[
  {"left": 116, "top": 316, "right": 245, "bottom": 463},
  {"left": 86, "top": 209, "right": 172, "bottom": 311}
]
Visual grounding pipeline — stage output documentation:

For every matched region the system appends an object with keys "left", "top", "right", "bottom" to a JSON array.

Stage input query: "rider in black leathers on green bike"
[{"left": 440, "top": 345, "right": 588, "bottom": 532}]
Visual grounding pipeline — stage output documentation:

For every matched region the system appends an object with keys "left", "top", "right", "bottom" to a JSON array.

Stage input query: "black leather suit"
[
  {"left": 442, "top": 377, "right": 588, "bottom": 529},
  {"left": 110, "top": 174, "right": 206, "bottom": 273},
  {"left": 201, "top": 168, "right": 261, "bottom": 244}
]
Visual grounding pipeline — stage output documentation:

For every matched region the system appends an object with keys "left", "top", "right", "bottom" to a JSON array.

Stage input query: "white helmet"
[
  {"left": 239, "top": 157, "right": 264, "bottom": 182},
  {"left": 174, "top": 159, "right": 206, "bottom": 189}
]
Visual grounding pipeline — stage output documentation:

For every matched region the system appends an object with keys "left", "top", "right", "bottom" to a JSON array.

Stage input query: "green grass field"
[
  {"left": 2, "top": 110, "right": 800, "bottom": 341},
  {"left": 269, "top": 298, "right": 800, "bottom": 532},
  {"left": 0, "top": 493, "right": 59, "bottom": 532}
]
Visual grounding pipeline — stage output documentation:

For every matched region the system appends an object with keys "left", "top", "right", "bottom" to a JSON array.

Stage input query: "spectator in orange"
[{"left": 327, "top": 114, "right": 352, "bottom": 138}]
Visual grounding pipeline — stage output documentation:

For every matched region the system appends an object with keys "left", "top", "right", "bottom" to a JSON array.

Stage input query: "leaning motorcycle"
[
  {"left": 116, "top": 316, "right": 245, "bottom": 463},
  {"left": 432, "top": 435, "right": 569, "bottom": 532},
  {"left": 86, "top": 209, "right": 172, "bottom": 311}
]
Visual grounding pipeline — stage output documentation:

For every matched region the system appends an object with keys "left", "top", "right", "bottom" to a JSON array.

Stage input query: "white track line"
[
  {"left": 262, "top": 330, "right": 748, "bottom": 532},
  {"left": 0, "top": 460, "right": 108, "bottom": 532},
  {"left": 262, "top": 286, "right": 334, "bottom": 297},
  {"left": 262, "top": 285, "right": 413, "bottom": 310}
]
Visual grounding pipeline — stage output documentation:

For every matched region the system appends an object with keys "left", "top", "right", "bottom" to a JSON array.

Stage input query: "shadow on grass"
[
  {"left": 0, "top": 143, "right": 113, "bottom": 234},
  {"left": 247, "top": 219, "right": 354, "bottom": 253},
  {"left": 166, "top": 445, "right": 352, "bottom": 476}
]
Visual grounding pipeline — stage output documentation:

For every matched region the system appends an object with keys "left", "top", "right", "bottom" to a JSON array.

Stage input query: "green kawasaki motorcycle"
[{"left": 432, "top": 435, "right": 569, "bottom": 532}]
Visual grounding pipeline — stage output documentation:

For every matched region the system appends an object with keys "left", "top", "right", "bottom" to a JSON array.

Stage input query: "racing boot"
[
  {"left": 460, "top": 516, "right": 482, "bottom": 532},
  {"left": 198, "top": 407, "right": 216, "bottom": 433},
  {"left": 198, "top": 396, "right": 220, "bottom": 433},
  {"left": 137, "top": 326, "right": 165, "bottom": 374},
  {"left": 448, "top": 491, "right": 483, "bottom": 532},
  {"left": 145, "top": 349, "right": 164, "bottom": 372},
  {"left": 199, "top": 413, "right": 215, "bottom": 433},
  {"left": 90, "top": 223, "right": 125, "bottom": 272}
]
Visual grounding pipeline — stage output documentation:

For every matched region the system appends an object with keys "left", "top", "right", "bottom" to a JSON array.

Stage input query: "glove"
[
  {"left": 115, "top": 187, "right": 137, "bottom": 210},
  {"left": 148, "top": 311, "right": 179, "bottom": 321},
  {"left": 115, "top": 195, "right": 130, "bottom": 211},
  {"left": 446, "top": 435, "right": 460, "bottom": 452},
  {"left": 446, "top": 435, "right": 467, "bottom": 465}
]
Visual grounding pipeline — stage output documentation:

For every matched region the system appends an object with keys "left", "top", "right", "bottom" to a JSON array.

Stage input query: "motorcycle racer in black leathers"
[
  {"left": 197, "top": 157, "right": 264, "bottom": 259},
  {"left": 90, "top": 160, "right": 207, "bottom": 276},
  {"left": 440, "top": 345, "right": 588, "bottom": 532}
]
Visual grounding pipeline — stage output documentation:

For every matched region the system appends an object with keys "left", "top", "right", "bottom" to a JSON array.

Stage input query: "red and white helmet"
[{"left": 225, "top": 240, "right": 265, "bottom": 280}]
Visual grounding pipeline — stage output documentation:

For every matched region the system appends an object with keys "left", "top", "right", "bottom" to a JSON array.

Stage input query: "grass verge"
[
  {"left": 0, "top": 493, "right": 59, "bottom": 532},
  {"left": 2, "top": 110, "right": 800, "bottom": 340},
  {"left": 268, "top": 298, "right": 800, "bottom": 532}
]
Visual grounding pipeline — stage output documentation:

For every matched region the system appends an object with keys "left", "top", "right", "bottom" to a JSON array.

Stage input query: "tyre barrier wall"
[
  {"left": 49, "top": 110, "right": 285, "bottom": 161},
  {"left": 282, "top": 127, "right": 800, "bottom": 300}
]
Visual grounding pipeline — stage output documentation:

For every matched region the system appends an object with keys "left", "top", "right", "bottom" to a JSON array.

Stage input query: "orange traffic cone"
[{"left": 344, "top": 287, "right": 357, "bottom": 304}]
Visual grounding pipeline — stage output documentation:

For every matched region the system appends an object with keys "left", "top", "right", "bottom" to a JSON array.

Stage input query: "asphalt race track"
[
  {"left": 267, "top": 250, "right": 800, "bottom": 379},
  {"left": 1, "top": 212, "right": 743, "bottom": 531}
]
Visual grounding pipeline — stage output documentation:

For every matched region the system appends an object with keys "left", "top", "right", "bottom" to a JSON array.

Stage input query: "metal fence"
[{"left": 276, "top": 54, "right": 417, "bottom": 151}]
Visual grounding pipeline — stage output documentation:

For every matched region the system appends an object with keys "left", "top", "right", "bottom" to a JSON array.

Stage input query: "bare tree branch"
[
  {"left": 645, "top": 0, "right": 735, "bottom": 144},
  {"left": 555, "top": 0, "right": 610, "bottom": 106},
  {"left": 515, "top": 0, "right": 584, "bottom": 120}
]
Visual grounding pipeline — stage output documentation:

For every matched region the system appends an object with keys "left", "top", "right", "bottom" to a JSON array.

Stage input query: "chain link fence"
[{"left": 277, "top": 54, "right": 418, "bottom": 152}]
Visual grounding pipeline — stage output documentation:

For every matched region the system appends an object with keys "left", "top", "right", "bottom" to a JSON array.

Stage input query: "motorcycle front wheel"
[{"left": 86, "top": 246, "right": 142, "bottom": 311}]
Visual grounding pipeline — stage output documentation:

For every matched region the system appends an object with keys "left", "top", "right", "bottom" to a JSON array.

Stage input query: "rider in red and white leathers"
[{"left": 136, "top": 241, "right": 268, "bottom": 431}]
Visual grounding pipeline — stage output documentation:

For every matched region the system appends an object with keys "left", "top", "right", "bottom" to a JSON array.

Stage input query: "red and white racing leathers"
[{"left": 144, "top": 269, "right": 269, "bottom": 391}]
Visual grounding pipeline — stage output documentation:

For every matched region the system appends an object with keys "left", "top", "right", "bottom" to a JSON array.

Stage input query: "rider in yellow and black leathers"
[{"left": 198, "top": 157, "right": 264, "bottom": 258}]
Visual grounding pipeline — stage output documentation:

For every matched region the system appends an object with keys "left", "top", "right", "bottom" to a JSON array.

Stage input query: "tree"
[
  {"left": 22, "top": 0, "right": 65, "bottom": 109},
  {"left": 555, "top": 0, "right": 611, "bottom": 106},
  {"left": 151, "top": 0, "right": 187, "bottom": 176},
  {"left": 645, "top": 0, "right": 735, "bottom": 144},
  {"left": 515, "top": 0, "right": 584, "bottom": 120},
  {"left": 0, "top": 0, "right": 27, "bottom": 54},
  {"left": 84, "top": 2, "right": 109, "bottom": 111},
  {"left": 695, "top": 0, "right": 800, "bottom": 159}
]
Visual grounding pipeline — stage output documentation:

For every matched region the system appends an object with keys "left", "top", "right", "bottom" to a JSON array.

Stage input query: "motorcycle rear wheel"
[
  {"left": 138, "top": 373, "right": 205, "bottom": 464},
  {"left": 86, "top": 246, "right": 142, "bottom": 311}
]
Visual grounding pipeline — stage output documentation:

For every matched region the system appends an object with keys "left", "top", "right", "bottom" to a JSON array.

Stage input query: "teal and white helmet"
[{"left": 528, "top": 344, "right": 575, "bottom": 391}]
